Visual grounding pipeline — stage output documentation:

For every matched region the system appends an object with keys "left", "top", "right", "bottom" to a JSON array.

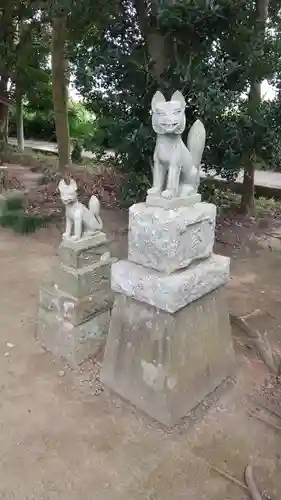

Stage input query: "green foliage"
[
  {"left": 0, "top": 195, "right": 52, "bottom": 234},
  {"left": 9, "top": 109, "right": 56, "bottom": 141},
  {"left": 8, "top": 99, "right": 95, "bottom": 143},
  {"left": 68, "top": 101, "right": 96, "bottom": 140},
  {"left": 5, "top": 195, "right": 24, "bottom": 211},
  {"left": 200, "top": 185, "right": 240, "bottom": 217},
  {"left": 71, "top": 0, "right": 281, "bottom": 204},
  {"left": 0, "top": 210, "right": 52, "bottom": 234}
]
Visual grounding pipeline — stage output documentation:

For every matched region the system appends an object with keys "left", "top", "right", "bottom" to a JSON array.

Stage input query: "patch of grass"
[
  {"left": 5, "top": 195, "right": 24, "bottom": 211},
  {"left": 200, "top": 183, "right": 240, "bottom": 216},
  {"left": 0, "top": 194, "right": 53, "bottom": 234},
  {"left": 254, "top": 197, "right": 281, "bottom": 216}
]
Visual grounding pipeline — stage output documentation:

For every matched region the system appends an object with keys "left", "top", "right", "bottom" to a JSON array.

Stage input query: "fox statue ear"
[
  {"left": 58, "top": 179, "right": 65, "bottom": 193},
  {"left": 151, "top": 91, "right": 166, "bottom": 112},
  {"left": 171, "top": 90, "right": 186, "bottom": 109},
  {"left": 58, "top": 178, "right": 77, "bottom": 193},
  {"left": 69, "top": 178, "right": 77, "bottom": 191}
]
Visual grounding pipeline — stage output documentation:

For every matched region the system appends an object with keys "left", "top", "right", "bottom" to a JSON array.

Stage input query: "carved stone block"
[
  {"left": 128, "top": 202, "right": 216, "bottom": 274},
  {"left": 55, "top": 260, "right": 112, "bottom": 299},
  {"left": 39, "top": 282, "right": 114, "bottom": 326},
  {"left": 58, "top": 232, "right": 109, "bottom": 269},
  {"left": 112, "top": 254, "right": 229, "bottom": 314}
]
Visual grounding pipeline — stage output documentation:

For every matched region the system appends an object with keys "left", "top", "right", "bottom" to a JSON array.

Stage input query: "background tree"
[
  {"left": 51, "top": 11, "right": 70, "bottom": 169},
  {"left": 70, "top": 0, "right": 281, "bottom": 209}
]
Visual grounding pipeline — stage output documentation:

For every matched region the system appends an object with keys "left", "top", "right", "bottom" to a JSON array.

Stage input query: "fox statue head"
[
  {"left": 151, "top": 90, "right": 186, "bottom": 136},
  {"left": 58, "top": 178, "right": 78, "bottom": 205}
]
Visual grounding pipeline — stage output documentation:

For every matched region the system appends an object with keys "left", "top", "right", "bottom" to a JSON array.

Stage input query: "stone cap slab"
[
  {"left": 60, "top": 231, "right": 107, "bottom": 251},
  {"left": 111, "top": 254, "right": 230, "bottom": 313},
  {"left": 59, "top": 231, "right": 111, "bottom": 269},
  {"left": 146, "top": 193, "right": 201, "bottom": 209},
  {"left": 128, "top": 202, "right": 216, "bottom": 274}
]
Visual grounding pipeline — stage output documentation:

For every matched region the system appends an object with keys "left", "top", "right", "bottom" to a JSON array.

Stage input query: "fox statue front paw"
[
  {"left": 161, "top": 189, "right": 174, "bottom": 199},
  {"left": 147, "top": 186, "right": 161, "bottom": 196}
]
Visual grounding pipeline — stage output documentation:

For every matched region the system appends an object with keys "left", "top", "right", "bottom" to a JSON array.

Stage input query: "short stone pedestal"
[
  {"left": 37, "top": 232, "right": 114, "bottom": 368},
  {"left": 101, "top": 201, "right": 235, "bottom": 427}
]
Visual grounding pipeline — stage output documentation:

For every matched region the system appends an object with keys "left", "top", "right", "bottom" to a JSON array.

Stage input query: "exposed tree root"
[
  {"left": 230, "top": 310, "right": 281, "bottom": 375},
  {"left": 245, "top": 463, "right": 263, "bottom": 500}
]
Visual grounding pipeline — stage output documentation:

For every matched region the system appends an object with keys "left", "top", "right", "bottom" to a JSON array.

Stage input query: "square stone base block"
[
  {"left": 37, "top": 308, "right": 110, "bottom": 368},
  {"left": 39, "top": 282, "right": 113, "bottom": 326},
  {"left": 101, "top": 288, "right": 235, "bottom": 427},
  {"left": 128, "top": 201, "right": 216, "bottom": 274},
  {"left": 55, "top": 259, "right": 112, "bottom": 298}
]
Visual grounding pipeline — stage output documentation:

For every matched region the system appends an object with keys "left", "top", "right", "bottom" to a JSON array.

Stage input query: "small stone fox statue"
[
  {"left": 58, "top": 178, "right": 103, "bottom": 241},
  {"left": 148, "top": 90, "right": 206, "bottom": 199}
]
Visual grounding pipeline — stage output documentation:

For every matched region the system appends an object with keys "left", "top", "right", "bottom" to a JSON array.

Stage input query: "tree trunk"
[
  {"left": 240, "top": 0, "right": 270, "bottom": 214},
  {"left": 3, "top": 106, "right": 9, "bottom": 143},
  {"left": 51, "top": 15, "right": 70, "bottom": 170},
  {"left": 133, "top": 0, "right": 168, "bottom": 89},
  {"left": 16, "top": 81, "right": 24, "bottom": 152},
  {"left": 0, "top": 76, "right": 9, "bottom": 148}
]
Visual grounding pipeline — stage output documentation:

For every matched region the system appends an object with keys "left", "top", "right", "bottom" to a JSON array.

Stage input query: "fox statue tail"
[
  {"left": 89, "top": 195, "right": 103, "bottom": 230},
  {"left": 187, "top": 119, "right": 206, "bottom": 185}
]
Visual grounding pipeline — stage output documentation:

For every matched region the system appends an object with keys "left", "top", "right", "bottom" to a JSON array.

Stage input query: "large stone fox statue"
[{"left": 147, "top": 90, "right": 206, "bottom": 199}]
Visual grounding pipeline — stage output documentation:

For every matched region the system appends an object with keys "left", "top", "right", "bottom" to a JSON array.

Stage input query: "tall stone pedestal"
[
  {"left": 101, "top": 202, "right": 235, "bottom": 427},
  {"left": 37, "top": 232, "right": 114, "bottom": 368}
]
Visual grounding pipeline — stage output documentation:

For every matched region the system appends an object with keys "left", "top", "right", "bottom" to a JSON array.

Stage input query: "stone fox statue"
[
  {"left": 58, "top": 178, "right": 103, "bottom": 240},
  {"left": 148, "top": 90, "right": 206, "bottom": 199}
]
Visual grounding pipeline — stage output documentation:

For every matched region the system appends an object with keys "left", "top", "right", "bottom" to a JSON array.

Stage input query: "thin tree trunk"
[
  {"left": 240, "top": 0, "right": 270, "bottom": 214},
  {"left": 3, "top": 106, "right": 9, "bottom": 143},
  {"left": 0, "top": 76, "right": 8, "bottom": 148},
  {"left": 0, "top": 105, "right": 8, "bottom": 150},
  {"left": 51, "top": 15, "right": 70, "bottom": 170},
  {"left": 16, "top": 81, "right": 24, "bottom": 152},
  {"left": 15, "top": 18, "right": 24, "bottom": 152}
]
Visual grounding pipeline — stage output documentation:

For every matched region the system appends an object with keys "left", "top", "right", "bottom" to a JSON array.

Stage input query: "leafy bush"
[
  {"left": 0, "top": 195, "right": 52, "bottom": 234},
  {"left": 8, "top": 101, "right": 96, "bottom": 143}
]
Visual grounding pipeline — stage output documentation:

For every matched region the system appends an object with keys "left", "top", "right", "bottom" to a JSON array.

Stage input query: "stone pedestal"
[
  {"left": 101, "top": 201, "right": 235, "bottom": 427},
  {"left": 37, "top": 233, "right": 115, "bottom": 367}
]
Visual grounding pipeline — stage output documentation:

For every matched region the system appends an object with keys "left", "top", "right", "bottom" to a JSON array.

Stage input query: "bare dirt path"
[{"left": 1, "top": 207, "right": 281, "bottom": 499}]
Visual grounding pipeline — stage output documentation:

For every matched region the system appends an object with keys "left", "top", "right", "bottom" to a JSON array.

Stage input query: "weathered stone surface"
[
  {"left": 55, "top": 259, "right": 112, "bottom": 298},
  {"left": 39, "top": 282, "right": 114, "bottom": 326},
  {"left": 128, "top": 202, "right": 216, "bottom": 274},
  {"left": 37, "top": 308, "right": 109, "bottom": 368},
  {"left": 58, "top": 232, "right": 110, "bottom": 269},
  {"left": 146, "top": 193, "right": 201, "bottom": 209},
  {"left": 111, "top": 254, "right": 229, "bottom": 313},
  {"left": 101, "top": 288, "right": 235, "bottom": 427}
]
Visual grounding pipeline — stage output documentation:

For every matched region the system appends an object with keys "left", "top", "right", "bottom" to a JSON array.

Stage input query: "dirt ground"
[{"left": 1, "top": 172, "right": 281, "bottom": 498}]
